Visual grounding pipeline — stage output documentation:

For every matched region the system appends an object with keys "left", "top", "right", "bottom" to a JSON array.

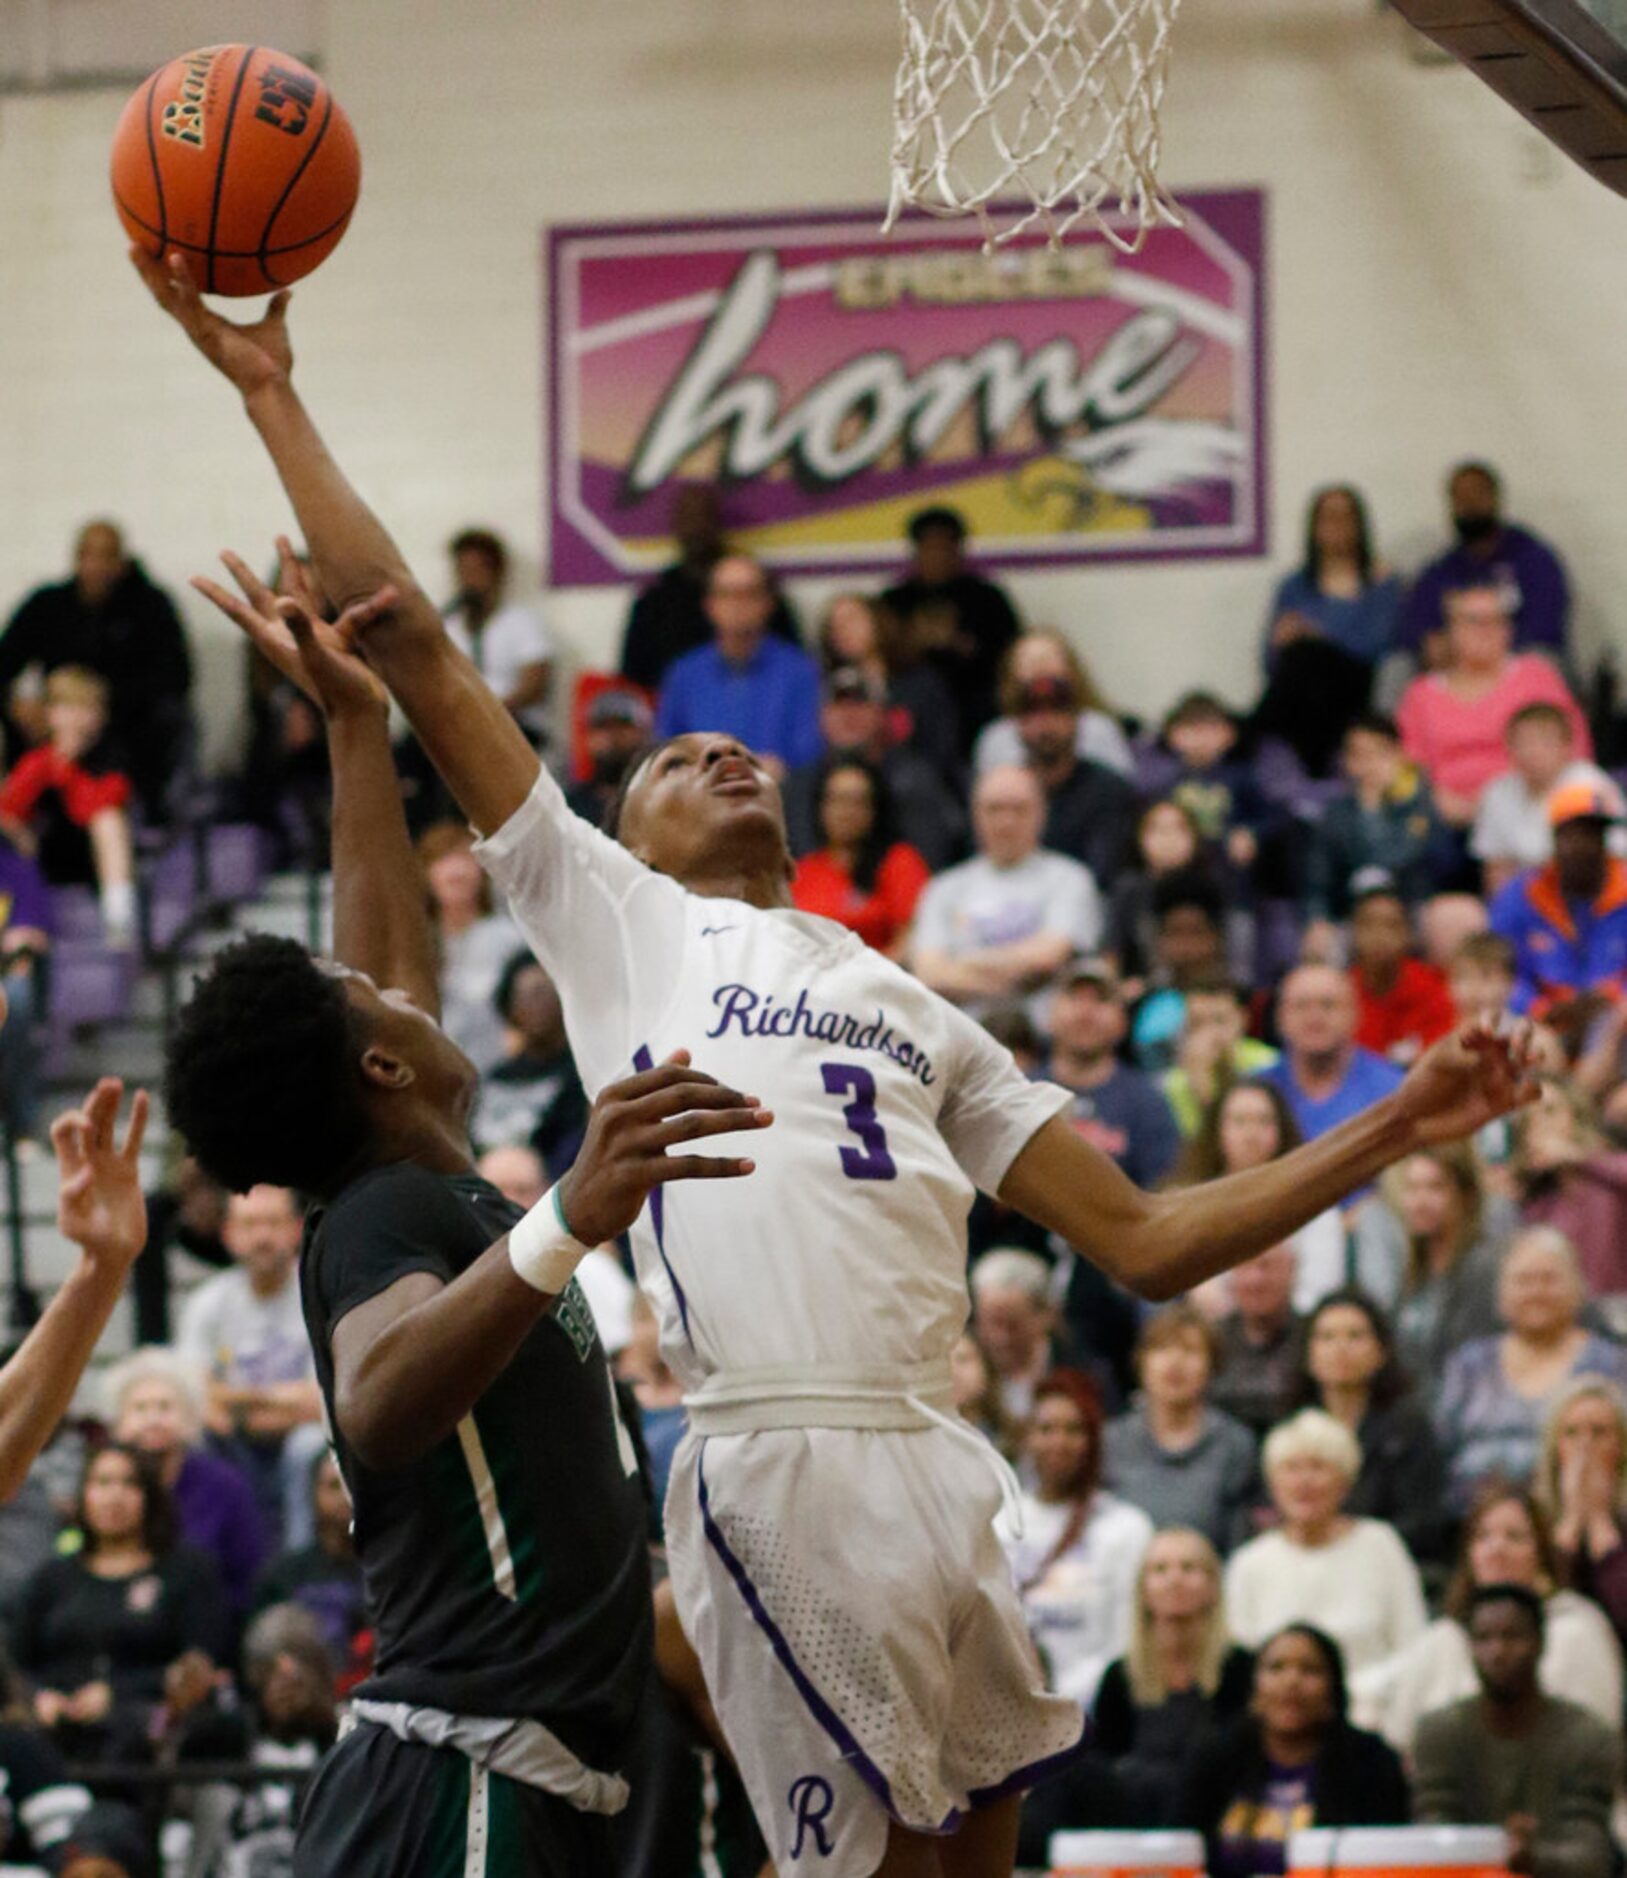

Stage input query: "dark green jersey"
[{"left": 300, "top": 1163, "right": 651, "bottom": 1767}]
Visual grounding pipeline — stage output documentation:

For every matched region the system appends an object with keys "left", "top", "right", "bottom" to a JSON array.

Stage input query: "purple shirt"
[
  {"left": 1401, "top": 523, "right": 1571, "bottom": 656},
  {"left": 656, "top": 635, "right": 823, "bottom": 771},
  {"left": 173, "top": 1446, "right": 269, "bottom": 1614}
]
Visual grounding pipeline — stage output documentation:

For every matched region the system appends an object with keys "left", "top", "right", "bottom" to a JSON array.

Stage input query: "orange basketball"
[{"left": 110, "top": 45, "right": 360, "bottom": 297}]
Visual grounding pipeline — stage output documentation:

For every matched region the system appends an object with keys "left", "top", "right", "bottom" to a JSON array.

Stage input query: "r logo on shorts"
[{"left": 787, "top": 1775, "right": 835, "bottom": 1857}]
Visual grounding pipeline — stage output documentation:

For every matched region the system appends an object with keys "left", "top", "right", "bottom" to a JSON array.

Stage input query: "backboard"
[{"left": 1390, "top": 0, "right": 1627, "bottom": 196}]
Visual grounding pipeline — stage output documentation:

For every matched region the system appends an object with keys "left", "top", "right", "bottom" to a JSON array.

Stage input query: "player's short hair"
[
  {"left": 970, "top": 1247, "right": 1052, "bottom": 1307},
  {"left": 163, "top": 933, "right": 372, "bottom": 1195},
  {"left": 1507, "top": 701, "right": 1573, "bottom": 741},
  {"left": 1262, "top": 1407, "right": 1361, "bottom": 1485},
  {"left": 602, "top": 736, "right": 683, "bottom": 842},
  {"left": 1451, "top": 931, "right": 1517, "bottom": 976}
]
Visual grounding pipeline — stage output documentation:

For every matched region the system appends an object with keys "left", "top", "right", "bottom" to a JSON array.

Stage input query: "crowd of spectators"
[{"left": 4, "top": 458, "right": 1627, "bottom": 1875}]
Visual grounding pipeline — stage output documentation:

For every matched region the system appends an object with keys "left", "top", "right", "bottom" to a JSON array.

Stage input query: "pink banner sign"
[{"left": 547, "top": 193, "right": 1267, "bottom": 586}]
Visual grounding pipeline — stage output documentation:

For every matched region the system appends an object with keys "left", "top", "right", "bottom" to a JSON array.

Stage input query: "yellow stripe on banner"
[{"left": 456, "top": 1416, "right": 518, "bottom": 1603}]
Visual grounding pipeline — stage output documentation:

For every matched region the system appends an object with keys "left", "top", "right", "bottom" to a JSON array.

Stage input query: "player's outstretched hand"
[
  {"left": 558, "top": 1050, "right": 772, "bottom": 1246},
  {"left": 130, "top": 246, "right": 292, "bottom": 396},
  {"left": 1393, "top": 1015, "right": 1541, "bottom": 1149},
  {"left": 51, "top": 1079, "right": 149, "bottom": 1273},
  {"left": 192, "top": 545, "right": 395, "bottom": 721}
]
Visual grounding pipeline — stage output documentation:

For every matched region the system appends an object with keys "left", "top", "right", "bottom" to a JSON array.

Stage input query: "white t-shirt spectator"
[
  {"left": 178, "top": 1269, "right": 313, "bottom": 1390},
  {"left": 445, "top": 600, "right": 554, "bottom": 743},
  {"left": 999, "top": 1489, "right": 1154, "bottom": 1708},
  {"left": 1471, "top": 761, "right": 1623, "bottom": 870},
  {"left": 911, "top": 849, "right": 1103, "bottom": 1025},
  {"left": 1225, "top": 1518, "right": 1428, "bottom": 1677}
]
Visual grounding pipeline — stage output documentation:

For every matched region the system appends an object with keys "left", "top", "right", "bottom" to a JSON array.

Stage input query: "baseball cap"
[
  {"left": 586, "top": 689, "right": 653, "bottom": 730},
  {"left": 1058, "top": 955, "right": 1120, "bottom": 997},
  {"left": 825, "top": 664, "right": 884, "bottom": 705},
  {"left": 1348, "top": 865, "right": 1403, "bottom": 907},
  {"left": 1014, "top": 674, "right": 1077, "bottom": 714},
  {"left": 1547, "top": 772, "right": 1625, "bottom": 828}
]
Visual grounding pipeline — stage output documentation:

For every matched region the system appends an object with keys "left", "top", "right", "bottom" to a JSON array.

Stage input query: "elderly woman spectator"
[
  {"left": 790, "top": 755, "right": 931, "bottom": 959},
  {"left": 1000, "top": 1370, "right": 1154, "bottom": 1708},
  {"left": 1225, "top": 1410, "right": 1427, "bottom": 1677},
  {"left": 1181, "top": 1626, "right": 1410, "bottom": 1878},
  {"left": 1395, "top": 581, "right": 1587, "bottom": 827},
  {"left": 1533, "top": 1376, "right": 1627, "bottom": 1654},
  {"left": 1103, "top": 1305, "right": 1260, "bottom": 1554},
  {"left": 107, "top": 1348, "right": 267, "bottom": 1615},
  {"left": 1510, "top": 1079, "right": 1627, "bottom": 1300},
  {"left": 973, "top": 629, "right": 1133, "bottom": 778},
  {"left": 1351, "top": 1484, "right": 1622, "bottom": 1754},
  {"left": 1176, "top": 1082, "right": 1352, "bottom": 1317},
  {"left": 1293, "top": 1288, "right": 1450, "bottom": 1567},
  {"left": 1435, "top": 1226, "right": 1627, "bottom": 1515},
  {"left": 11, "top": 1443, "right": 230, "bottom": 1764},
  {"left": 1356, "top": 1144, "right": 1512, "bottom": 1387},
  {"left": 417, "top": 820, "right": 523, "bottom": 1075}
]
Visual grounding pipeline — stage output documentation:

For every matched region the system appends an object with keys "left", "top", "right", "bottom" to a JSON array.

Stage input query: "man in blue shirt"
[
  {"left": 654, "top": 554, "right": 821, "bottom": 773},
  {"left": 1260, "top": 963, "right": 1404, "bottom": 1140},
  {"left": 1401, "top": 461, "right": 1571, "bottom": 665},
  {"left": 1045, "top": 957, "right": 1180, "bottom": 1188}
]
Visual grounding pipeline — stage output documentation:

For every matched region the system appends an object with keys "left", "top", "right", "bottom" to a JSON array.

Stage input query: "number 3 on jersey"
[{"left": 820, "top": 1062, "right": 897, "bottom": 1181}]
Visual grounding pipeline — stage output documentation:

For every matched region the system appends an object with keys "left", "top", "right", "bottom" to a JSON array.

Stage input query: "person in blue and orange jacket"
[{"left": 1490, "top": 775, "right": 1627, "bottom": 1025}]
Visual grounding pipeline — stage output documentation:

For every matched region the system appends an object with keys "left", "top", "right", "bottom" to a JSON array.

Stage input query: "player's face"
[
  {"left": 1468, "top": 1497, "right": 1541, "bottom": 1587},
  {"left": 618, "top": 735, "right": 791, "bottom": 886},
  {"left": 328, "top": 966, "right": 480, "bottom": 1117}
]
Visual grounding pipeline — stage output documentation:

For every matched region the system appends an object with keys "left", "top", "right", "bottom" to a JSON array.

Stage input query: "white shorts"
[{"left": 664, "top": 1424, "right": 1085, "bottom": 1878}]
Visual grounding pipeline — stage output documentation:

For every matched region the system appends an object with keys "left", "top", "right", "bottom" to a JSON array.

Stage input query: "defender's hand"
[
  {"left": 193, "top": 549, "right": 393, "bottom": 720},
  {"left": 1393, "top": 1017, "right": 1540, "bottom": 1149},
  {"left": 557, "top": 1051, "right": 772, "bottom": 1248},
  {"left": 51, "top": 1079, "right": 149, "bottom": 1272},
  {"left": 131, "top": 246, "right": 293, "bottom": 395}
]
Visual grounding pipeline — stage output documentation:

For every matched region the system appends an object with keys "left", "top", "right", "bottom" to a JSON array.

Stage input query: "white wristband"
[{"left": 507, "top": 1182, "right": 592, "bottom": 1295}]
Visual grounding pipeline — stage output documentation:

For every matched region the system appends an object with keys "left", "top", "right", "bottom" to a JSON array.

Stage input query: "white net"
[{"left": 886, "top": 0, "right": 1184, "bottom": 252}]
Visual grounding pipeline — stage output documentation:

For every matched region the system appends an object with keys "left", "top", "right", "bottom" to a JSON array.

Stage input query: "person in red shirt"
[
  {"left": 790, "top": 753, "right": 930, "bottom": 959},
  {"left": 0, "top": 666, "right": 135, "bottom": 943},
  {"left": 1348, "top": 869, "right": 1457, "bottom": 1064}
]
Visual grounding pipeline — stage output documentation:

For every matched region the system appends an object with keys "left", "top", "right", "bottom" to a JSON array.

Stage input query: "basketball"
[{"left": 109, "top": 45, "right": 360, "bottom": 297}]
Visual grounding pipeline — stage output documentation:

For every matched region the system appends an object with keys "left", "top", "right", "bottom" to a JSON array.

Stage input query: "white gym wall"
[{"left": 1, "top": 0, "right": 1625, "bottom": 767}]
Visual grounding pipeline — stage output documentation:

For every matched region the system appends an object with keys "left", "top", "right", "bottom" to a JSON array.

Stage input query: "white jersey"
[{"left": 475, "top": 769, "right": 1071, "bottom": 1391}]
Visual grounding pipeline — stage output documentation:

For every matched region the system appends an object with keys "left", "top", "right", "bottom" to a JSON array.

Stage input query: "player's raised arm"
[
  {"left": 130, "top": 248, "right": 536, "bottom": 837},
  {"left": 192, "top": 549, "right": 442, "bottom": 1014},
  {"left": 0, "top": 1080, "right": 148, "bottom": 1499},
  {"left": 1001, "top": 1019, "right": 1538, "bottom": 1300}
]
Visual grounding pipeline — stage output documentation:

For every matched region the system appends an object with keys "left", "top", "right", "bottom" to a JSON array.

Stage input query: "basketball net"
[{"left": 885, "top": 0, "right": 1184, "bottom": 252}]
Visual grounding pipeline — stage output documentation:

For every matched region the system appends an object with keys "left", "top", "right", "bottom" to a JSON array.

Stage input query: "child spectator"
[
  {"left": 1161, "top": 975, "right": 1280, "bottom": 1136},
  {"left": 1130, "top": 872, "right": 1242, "bottom": 1072},
  {"left": 1109, "top": 800, "right": 1251, "bottom": 986},
  {"left": 1159, "top": 691, "right": 1270, "bottom": 874},
  {"left": 1447, "top": 931, "right": 1518, "bottom": 1023},
  {"left": 1302, "top": 714, "right": 1450, "bottom": 947},
  {"left": 1471, "top": 702, "right": 1597, "bottom": 896},
  {"left": 0, "top": 666, "right": 135, "bottom": 943},
  {"left": 1346, "top": 872, "right": 1456, "bottom": 1065}
]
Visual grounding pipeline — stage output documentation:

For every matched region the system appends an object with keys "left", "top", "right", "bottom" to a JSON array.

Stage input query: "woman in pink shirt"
[{"left": 1396, "top": 582, "right": 1588, "bottom": 825}]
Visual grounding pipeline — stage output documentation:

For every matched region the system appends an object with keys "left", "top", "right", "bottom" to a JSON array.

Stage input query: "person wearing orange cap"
[{"left": 1489, "top": 775, "right": 1627, "bottom": 1022}]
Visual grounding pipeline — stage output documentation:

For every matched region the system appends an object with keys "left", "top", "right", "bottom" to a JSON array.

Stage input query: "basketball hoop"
[{"left": 885, "top": 0, "right": 1185, "bottom": 252}]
